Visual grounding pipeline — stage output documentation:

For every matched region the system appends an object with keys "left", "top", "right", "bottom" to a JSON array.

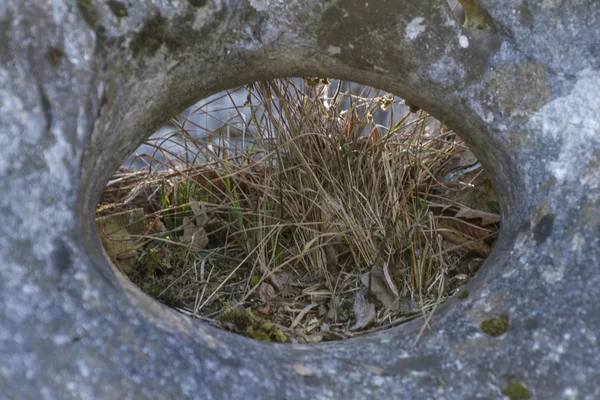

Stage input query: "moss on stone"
[
  {"left": 148, "top": 283, "right": 162, "bottom": 297},
  {"left": 47, "top": 46, "right": 64, "bottom": 67},
  {"left": 458, "top": 0, "right": 491, "bottom": 31},
  {"left": 130, "top": 11, "right": 203, "bottom": 59},
  {"left": 78, "top": 0, "right": 101, "bottom": 29},
  {"left": 502, "top": 381, "right": 531, "bottom": 400},
  {"left": 137, "top": 247, "right": 164, "bottom": 277},
  {"left": 481, "top": 315, "right": 509, "bottom": 337},
  {"left": 486, "top": 63, "right": 550, "bottom": 115},
  {"left": 458, "top": 289, "right": 470, "bottom": 300},
  {"left": 188, "top": 0, "right": 207, "bottom": 7},
  {"left": 130, "top": 14, "right": 172, "bottom": 58},
  {"left": 245, "top": 323, "right": 286, "bottom": 343},
  {"left": 107, "top": 1, "right": 128, "bottom": 18},
  {"left": 96, "top": 208, "right": 146, "bottom": 274},
  {"left": 221, "top": 308, "right": 286, "bottom": 343},
  {"left": 221, "top": 308, "right": 253, "bottom": 326}
]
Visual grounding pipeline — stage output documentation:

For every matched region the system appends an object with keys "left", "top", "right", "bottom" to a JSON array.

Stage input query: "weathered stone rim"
[{"left": 3, "top": 1, "right": 599, "bottom": 398}]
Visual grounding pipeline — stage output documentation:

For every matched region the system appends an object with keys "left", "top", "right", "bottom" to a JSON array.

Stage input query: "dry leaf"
[
  {"left": 325, "top": 296, "right": 341, "bottom": 322},
  {"left": 350, "top": 295, "right": 376, "bottom": 331},
  {"left": 290, "top": 303, "right": 319, "bottom": 329},
  {"left": 304, "top": 333, "right": 323, "bottom": 343},
  {"left": 382, "top": 262, "right": 399, "bottom": 297},
  {"left": 441, "top": 239, "right": 469, "bottom": 256},
  {"left": 258, "top": 283, "right": 276, "bottom": 302},
  {"left": 444, "top": 146, "right": 478, "bottom": 173},
  {"left": 317, "top": 304, "right": 328, "bottom": 318},
  {"left": 149, "top": 217, "right": 167, "bottom": 233},
  {"left": 181, "top": 216, "right": 208, "bottom": 252},
  {"left": 438, "top": 229, "right": 492, "bottom": 257},
  {"left": 429, "top": 203, "right": 499, "bottom": 226},
  {"left": 292, "top": 364, "right": 314, "bottom": 377},
  {"left": 454, "top": 207, "right": 500, "bottom": 226},
  {"left": 189, "top": 201, "right": 209, "bottom": 226},
  {"left": 293, "top": 331, "right": 324, "bottom": 344},
  {"left": 397, "top": 298, "right": 420, "bottom": 315},
  {"left": 271, "top": 272, "right": 292, "bottom": 291},
  {"left": 443, "top": 218, "right": 496, "bottom": 241},
  {"left": 368, "top": 124, "right": 381, "bottom": 144},
  {"left": 257, "top": 305, "right": 273, "bottom": 315},
  {"left": 361, "top": 264, "right": 399, "bottom": 310},
  {"left": 325, "top": 235, "right": 345, "bottom": 272}
]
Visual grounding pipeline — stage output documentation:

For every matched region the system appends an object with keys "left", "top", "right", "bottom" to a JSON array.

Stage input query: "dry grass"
[{"left": 97, "top": 78, "right": 499, "bottom": 343}]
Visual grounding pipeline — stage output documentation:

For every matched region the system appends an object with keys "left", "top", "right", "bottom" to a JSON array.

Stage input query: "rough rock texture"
[{"left": 1, "top": 0, "right": 599, "bottom": 398}]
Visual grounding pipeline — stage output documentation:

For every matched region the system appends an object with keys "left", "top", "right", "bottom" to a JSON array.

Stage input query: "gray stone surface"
[{"left": 1, "top": 0, "right": 599, "bottom": 398}]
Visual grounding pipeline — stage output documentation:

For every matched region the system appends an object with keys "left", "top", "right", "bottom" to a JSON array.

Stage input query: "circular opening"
[{"left": 95, "top": 78, "right": 500, "bottom": 344}]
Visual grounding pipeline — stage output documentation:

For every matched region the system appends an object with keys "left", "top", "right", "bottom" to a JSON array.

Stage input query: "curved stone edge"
[{"left": 0, "top": 0, "right": 599, "bottom": 398}]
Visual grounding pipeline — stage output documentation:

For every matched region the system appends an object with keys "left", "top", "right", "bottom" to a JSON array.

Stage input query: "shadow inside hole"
[{"left": 95, "top": 78, "right": 500, "bottom": 344}]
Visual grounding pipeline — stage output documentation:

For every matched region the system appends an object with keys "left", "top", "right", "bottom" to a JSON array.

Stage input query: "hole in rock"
[{"left": 96, "top": 78, "right": 500, "bottom": 343}]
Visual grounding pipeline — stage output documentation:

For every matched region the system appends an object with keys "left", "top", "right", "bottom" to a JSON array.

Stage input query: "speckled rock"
[{"left": 1, "top": 1, "right": 599, "bottom": 399}]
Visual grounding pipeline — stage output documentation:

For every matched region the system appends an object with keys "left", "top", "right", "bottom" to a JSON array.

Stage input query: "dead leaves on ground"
[
  {"left": 360, "top": 264, "right": 419, "bottom": 314},
  {"left": 98, "top": 168, "right": 500, "bottom": 342},
  {"left": 350, "top": 293, "right": 376, "bottom": 331},
  {"left": 181, "top": 202, "right": 209, "bottom": 252},
  {"left": 429, "top": 202, "right": 500, "bottom": 257}
]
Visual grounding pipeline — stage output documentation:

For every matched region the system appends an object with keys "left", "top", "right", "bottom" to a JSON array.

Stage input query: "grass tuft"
[{"left": 97, "top": 78, "right": 499, "bottom": 342}]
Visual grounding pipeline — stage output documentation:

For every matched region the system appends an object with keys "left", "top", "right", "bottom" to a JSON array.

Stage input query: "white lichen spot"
[
  {"left": 371, "top": 376, "right": 386, "bottom": 387},
  {"left": 570, "top": 233, "right": 586, "bottom": 252},
  {"left": 580, "top": 327, "right": 597, "bottom": 346},
  {"left": 563, "top": 387, "right": 578, "bottom": 400},
  {"left": 542, "top": 0, "right": 561, "bottom": 9},
  {"left": 203, "top": 333, "right": 217, "bottom": 350},
  {"left": 581, "top": 163, "right": 600, "bottom": 190},
  {"left": 541, "top": 261, "right": 564, "bottom": 283},
  {"left": 534, "top": 330, "right": 564, "bottom": 362},
  {"left": 552, "top": 166, "right": 568, "bottom": 181},
  {"left": 327, "top": 45, "right": 341, "bottom": 56},
  {"left": 21, "top": 284, "right": 39, "bottom": 295},
  {"left": 530, "top": 69, "right": 600, "bottom": 185},
  {"left": 485, "top": 112, "right": 494, "bottom": 123},
  {"left": 248, "top": 0, "right": 270, "bottom": 12},
  {"left": 427, "top": 55, "right": 465, "bottom": 85},
  {"left": 502, "top": 265, "right": 518, "bottom": 278},
  {"left": 52, "top": 334, "right": 74, "bottom": 346},
  {"left": 459, "top": 35, "right": 469, "bottom": 48},
  {"left": 405, "top": 17, "right": 426, "bottom": 40}
]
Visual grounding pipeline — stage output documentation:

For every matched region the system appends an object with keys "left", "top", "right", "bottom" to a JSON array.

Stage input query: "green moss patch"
[
  {"left": 458, "top": 0, "right": 491, "bottom": 31},
  {"left": 78, "top": 0, "right": 99, "bottom": 28},
  {"left": 130, "top": 15, "right": 173, "bottom": 57},
  {"left": 96, "top": 208, "right": 146, "bottom": 274},
  {"left": 502, "top": 381, "right": 531, "bottom": 400},
  {"left": 107, "top": 1, "right": 128, "bottom": 18},
  {"left": 221, "top": 308, "right": 286, "bottom": 343},
  {"left": 481, "top": 315, "right": 509, "bottom": 337}
]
